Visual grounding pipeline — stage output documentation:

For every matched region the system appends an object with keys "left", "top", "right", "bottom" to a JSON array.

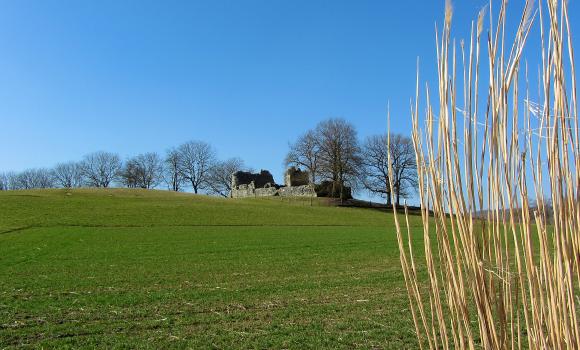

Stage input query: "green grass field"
[{"left": 0, "top": 189, "right": 424, "bottom": 349}]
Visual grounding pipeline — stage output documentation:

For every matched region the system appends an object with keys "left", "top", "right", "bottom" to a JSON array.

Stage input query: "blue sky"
[{"left": 0, "top": 1, "right": 578, "bottom": 199}]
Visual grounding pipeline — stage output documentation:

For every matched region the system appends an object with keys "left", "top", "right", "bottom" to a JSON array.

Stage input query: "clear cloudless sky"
[{"left": 0, "top": 1, "right": 578, "bottom": 199}]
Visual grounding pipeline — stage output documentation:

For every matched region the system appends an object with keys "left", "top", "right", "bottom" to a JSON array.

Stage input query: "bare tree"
[
  {"left": 177, "top": 141, "right": 216, "bottom": 194},
  {"left": 11, "top": 172, "right": 27, "bottom": 189},
  {"left": 52, "top": 162, "right": 84, "bottom": 188},
  {"left": 38, "top": 169, "right": 56, "bottom": 188},
  {"left": 316, "top": 118, "right": 361, "bottom": 198},
  {"left": 10, "top": 172, "right": 26, "bottom": 189},
  {"left": 81, "top": 151, "right": 122, "bottom": 188},
  {"left": 135, "top": 152, "right": 163, "bottom": 189},
  {"left": 285, "top": 130, "right": 320, "bottom": 183},
  {"left": 207, "top": 157, "right": 246, "bottom": 197},
  {"left": 361, "top": 134, "right": 392, "bottom": 205},
  {"left": 0, "top": 173, "right": 7, "bottom": 190},
  {"left": 11, "top": 168, "right": 55, "bottom": 189},
  {"left": 120, "top": 158, "right": 141, "bottom": 188},
  {"left": 6, "top": 172, "right": 19, "bottom": 190},
  {"left": 387, "top": 134, "right": 417, "bottom": 206},
  {"left": 361, "top": 134, "right": 418, "bottom": 205},
  {"left": 164, "top": 148, "right": 184, "bottom": 191},
  {"left": 121, "top": 152, "right": 163, "bottom": 189}
]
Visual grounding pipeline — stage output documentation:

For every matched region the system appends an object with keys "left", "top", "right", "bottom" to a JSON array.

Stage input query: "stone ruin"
[
  {"left": 230, "top": 167, "right": 317, "bottom": 198},
  {"left": 231, "top": 170, "right": 276, "bottom": 190},
  {"left": 230, "top": 170, "right": 279, "bottom": 198},
  {"left": 284, "top": 166, "right": 310, "bottom": 187}
]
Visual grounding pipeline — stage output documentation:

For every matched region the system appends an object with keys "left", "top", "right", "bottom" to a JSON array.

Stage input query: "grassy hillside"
[{"left": 0, "top": 189, "right": 423, "bottom": 349}]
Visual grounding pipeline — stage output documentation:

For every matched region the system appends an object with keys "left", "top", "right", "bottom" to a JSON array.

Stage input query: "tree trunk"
[{"left": 173, "top": 174, "right": 179, "bottom": 191}]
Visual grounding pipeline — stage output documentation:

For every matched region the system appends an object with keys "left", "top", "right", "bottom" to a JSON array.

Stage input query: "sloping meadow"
[{"left": 0, "top": 189, "right": 425, "bottom": 348}]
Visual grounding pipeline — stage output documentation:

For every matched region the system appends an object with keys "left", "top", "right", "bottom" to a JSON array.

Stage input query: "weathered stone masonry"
[{"left": 230, "top": 168, "right": 317, "bottom": 198}]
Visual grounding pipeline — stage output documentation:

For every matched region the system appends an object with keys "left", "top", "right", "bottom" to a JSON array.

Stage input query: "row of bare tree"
[
  {"left": 286, "top": 118, "right": 418, "bottom": 205},
  {"left": 0, "top": 120, "right": 418, "bottom": 203},
  {"left": 0, "top": 141, "right": 248, "bottom": 197}
]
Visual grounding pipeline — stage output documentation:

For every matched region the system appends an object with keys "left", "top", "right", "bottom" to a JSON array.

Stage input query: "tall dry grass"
[{"left": 390, "top": 0, "right": 579, "bottom": 348}]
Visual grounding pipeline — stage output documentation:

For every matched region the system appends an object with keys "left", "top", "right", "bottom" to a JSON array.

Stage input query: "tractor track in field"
[
  {"left": 0, "top": 226, "right": 34, "bottom": 235},
  {"left": 0, "top": 223, "right": 376, "bottom": 235}
]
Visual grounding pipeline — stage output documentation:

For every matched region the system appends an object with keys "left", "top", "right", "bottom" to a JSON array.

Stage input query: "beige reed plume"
[{"left": 390, "top": 0, "right": 579, "bottom": 348}]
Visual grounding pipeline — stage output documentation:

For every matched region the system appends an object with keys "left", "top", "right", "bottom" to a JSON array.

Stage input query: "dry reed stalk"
[{"left": 390, "top": 0, "right": 579, "bottom": 348}]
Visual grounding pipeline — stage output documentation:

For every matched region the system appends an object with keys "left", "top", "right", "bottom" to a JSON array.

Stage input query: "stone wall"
[
  {"left": 278, "top": 184, "right": 316, "bottom": 197},
  {"left": 231, "top": 183, "right": 256, "bottom": 198},
  {"left": 231, "top": 184, "right": 316, "bottom": 198},
  {"left": 254, "top": 187, "right": 278, "bottom": 197}
]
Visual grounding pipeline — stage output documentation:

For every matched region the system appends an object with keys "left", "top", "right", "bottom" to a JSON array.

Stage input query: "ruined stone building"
[
  {"left": 230, "top": 167, "right": 317, "bottom": 198},
  {"left": 230, "top": 170, "right": 279, "bottom": 198},
  {"left": 284, "top": 167, "right": 309, "bottom": 187}
]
